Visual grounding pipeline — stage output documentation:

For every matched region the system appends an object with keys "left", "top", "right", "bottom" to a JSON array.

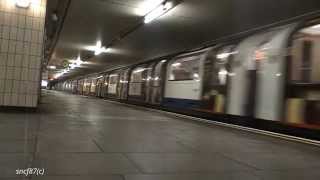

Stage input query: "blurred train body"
[{"left": 55, "top": 19, "right": 320, "bottom": 138}]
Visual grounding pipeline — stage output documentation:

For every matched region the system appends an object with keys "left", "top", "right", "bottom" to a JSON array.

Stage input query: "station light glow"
[
  {"left": 144, "top": 1, "right": 174, "bottom": 24},
  {"left": 216, "top": 51, "right": 238, "bottom": 59},
  {"left": 41, "top": 80, "right": 48, "bottom": 87},
  {"left": 15, "top": 0, "right": 31, "bottom": 8},
  {"left": 311, "top": 24, "right": 320, "bottom": 29},
  {"left": 47, "top": 65, "right": 56, "bottom": 70},
  {"left": 172, "top": 62, "right": 181, "bottom": 67},
  {"left": 85, "top": 41, "right": 110, "bottom": 56},
  {"left": 136, "top": 0, "right": 165, "bottom": 16}
]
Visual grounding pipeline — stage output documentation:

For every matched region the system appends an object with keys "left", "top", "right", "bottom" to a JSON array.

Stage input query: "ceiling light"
[
  {"left": 47, "top": 65, "right": 56, "bottom": 70},
  {"left": 172, "top": 62, "right": 181, "bottom": 67},
  {"left": 15, "top": 0, "right": 31, "bottom": 8},
  {"left": 311, "top": 24, "right": 320, "bottom": 29},
  {"left": 136, "top": 0, "right": 165, "bottom": 16},
  {"left": 70, "top": 63, "right": 77, "bottom": 69},
  {"left": 86, "top": 41, "right": 110, "bottom": 56},
  {"left": 144, "top": 1, "right": 174, "bottom": 24},
  {"left": 75, "top": 55, "right": 83, "bottom": 66}
]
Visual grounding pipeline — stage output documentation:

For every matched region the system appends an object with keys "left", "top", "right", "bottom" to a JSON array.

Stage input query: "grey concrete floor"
[{"left": 1, "top": 90, "right": 320, "bottom": 179}]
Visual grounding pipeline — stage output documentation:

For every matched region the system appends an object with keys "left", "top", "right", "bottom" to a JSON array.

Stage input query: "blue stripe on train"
[{"left": 162, "top": 98, "right": 202, "bottom": 109}]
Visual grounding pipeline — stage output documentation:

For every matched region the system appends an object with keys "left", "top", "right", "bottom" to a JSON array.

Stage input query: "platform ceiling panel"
[{"left": 48, "top": 0, "right": 320, "bottom": 79}]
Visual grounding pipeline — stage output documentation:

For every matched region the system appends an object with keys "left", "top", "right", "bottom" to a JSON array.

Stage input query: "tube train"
[{"left": 55, "top": 18, "right": 320, "bottom": 140}]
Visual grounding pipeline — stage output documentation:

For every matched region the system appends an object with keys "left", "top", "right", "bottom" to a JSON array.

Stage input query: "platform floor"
[{"left": 1, "top": 90, "right": 320, "bottom": 179}]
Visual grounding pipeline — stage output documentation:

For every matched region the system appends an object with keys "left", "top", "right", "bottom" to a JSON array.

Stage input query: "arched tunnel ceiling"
[{"left": 48, "top": 0, "right": 320, "bottom": 79}]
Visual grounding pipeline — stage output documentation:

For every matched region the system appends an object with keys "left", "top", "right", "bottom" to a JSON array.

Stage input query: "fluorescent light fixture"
[
  {"left": 136, "top": 0, "right": 165, "bottom": 16},
  {"left": 144, "top": 1, "right": 174, "bottom": 24},
  {"left": 216, "top": 51, "right": 238, "bottom": 59},
  {"left": 15, "top": 0, "right": 31, "bottom": 8},
  {"left": 311, "top": 24, "right": 320, "bottom": 29},
  {"left": 41, "top": 80, "right": 48, "bottom": 87},
  {"left": 134, "top": 68, "right": 146, "bottom": 73},
  {"left": 70, "top": 63, "right": 77, "bottom": 69},
  {"left": 172, "top": 62, "right": 181, "bottom": 67},
  {"left": 75, "top": 55, "right": 83, "bottom": 66},
  {"left": 47, "top": 65, "right": 56, "bottom": 70},
  {"left": 86, "top": 41, "right": 110, "bottom": 56}
]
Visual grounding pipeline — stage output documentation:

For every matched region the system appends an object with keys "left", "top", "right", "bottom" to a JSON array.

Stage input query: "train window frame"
[
  {"left": 108, "top": 74, "right": 119, "bottom": 84},
  {"left": 168, "top": 56, "right": 201, "bottom": 82},
  {"left": 130, "top": 65, "right": 148, "bottom": 83}
]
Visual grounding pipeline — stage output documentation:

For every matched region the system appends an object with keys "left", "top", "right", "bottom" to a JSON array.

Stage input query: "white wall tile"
[
  {"left": 0, "top": 79, "right": 4, "bottom": 91},
  {"left": 22, "top": 55, "right": 29, "bottom": 67},
  {"left": 14, "top": 67, "right": 21, "bottom": 79},
  {"left": 4, "top": 13, "right": 10, "bottom": 26},
  {"left": 18, "top": 15, "right": 25, "bottom": 28},
  {"left": 14, "top": 54, "right": 22, "bottom": 67},
  {"left": 3, "top": 93, "right": 10, "bottom": 106},
  {"left": 1, "top": 39, "right": 9, "bottom": 52},
  {"left": 10, "top": 14, "right": 18, "bottom": 27},
  {"left": 26, "top": 95, "right": 32, "bottom": 107},
  {"left": 7, "top": 54, "right": 14, "bottom": 66},
  {"left": 19, "top": 81, "right": 27, "bottom": 94},
  {"left": 5, "top": 67, "right": 13, "bottom": 79},
  {"left": 8, "top": 40, "right": 16, "bottom": 53},
  {"left": 2, "top": 26, "right": 10, "bottom": 39},
  {"left": 5, "top": 80, "right": 12, "bottom": 93},
  {"left": 0, "top": 0, "right": 45, "bottom": 108},
  {"left": 26, "top": 16, "right": 32, "bottom": 29},
  {"left": 0, "top": 11, "right": 4, "bottom": 26},
  {"left": 15, "top": 41, "right": 23, "bottom": 54},
  {"left": 12, "top": 80, "right": 20, "bottom": 93},
  {"left": 18, "top": 94, "right": 25, "bottom": 106},
  {"left": 17, "top": 28, "right": 24, "bottom": 41},
  {"left": 21, "top": 68, "right": 28, "bottom": 80},
  {"left": 0, "top": 53, "right": 7, "bottom": 66},
  {"left": 10, "top": 93, "right": 18, "bottom": 106},
  {"left": 23, "top": 43, "right": 30, "bottom": 55},
  {"left": 24, "top": 29, "right": 31, "bottom": 42},
  {"left": 9, "top": 27, "right": 17, "bottom": 40},
  {"left": 0, "top": 93, "right": 3, "bottom": 106},
  {"left": 0, "top": 67, "right": 5, "bottom": 79}
]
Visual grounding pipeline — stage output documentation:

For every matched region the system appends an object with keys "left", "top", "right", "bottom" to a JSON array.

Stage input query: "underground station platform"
[
  {"left": 0, "top": 90, "right": 320, "bottom": 179},
  {"left": 1, "top": 0, "right": 320, "bottom": 179}
]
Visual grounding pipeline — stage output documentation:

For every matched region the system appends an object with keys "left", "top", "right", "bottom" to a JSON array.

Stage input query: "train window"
[
  {"left": 153, "top": 60, "right": 166, "bottom": 86},
  {"left": 290, "top": 24, "right": 320, "bottom": 82},
  {"left": 213, "top": 47, "right": 234, "bottom": 86},
  {"left": 168, "top": 56, "right": 200, "bottom": 81},
  {"left": 285, "top": 22, "right": 320, "bottom": 127},
  {"left": 109, "top": 74, "right": 119, "bottom": 84},
  {"left": 131, "top": 67, "right": 147, "bottom": 83}
]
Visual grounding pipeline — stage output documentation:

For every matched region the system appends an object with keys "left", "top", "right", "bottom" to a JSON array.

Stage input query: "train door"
[
  {"left": 145, "top": 63, "right": 156, "bottom": 103},
  {"left": 286, "top": 22, "right": 320, "bottom": 127},
  {"left": 78, "top": 79, "right": 84, "bottom": 95},
  {"left": 150, "top": 60, "right": 167, "bottom": 104},
  {"left": 119, "top": 69, "right": 130, "bottom": 100},
  {"left": 96, "top": 75, "right": 104, "bottom": 97},
  {"left": 227, "top": 32, "right": 274, "bottom": 117},
  {"left": 128, "top": 65, "right": 148, "bottom": 102},
  {"left": 201, "top": 46, "right": 233, "bottom": 113},
  {"left": 108, "top": 73, "right": 119, "bottom": 98},
  {"left": 90, "top": 78, "right": 97, "bottom": 96},
  {"left": 102, "top": 75, "right": 108, "bottom": 98}
]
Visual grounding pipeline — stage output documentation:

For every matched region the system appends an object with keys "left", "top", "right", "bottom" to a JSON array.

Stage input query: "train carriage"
[
  {"left": 163, "top": 48, "right": 216, "bottom": 109},
  {"left": 107, "top": 71, "right": 119, "bottom": 98},
  {"left": 55, "top": 17, "right": 320, "bottom": 139},
  {"left": 118, "top": 68, "right": 130, "bottom": 100},
  {"left": 128, "top": 64, "right": 150, "bottom": 102}
]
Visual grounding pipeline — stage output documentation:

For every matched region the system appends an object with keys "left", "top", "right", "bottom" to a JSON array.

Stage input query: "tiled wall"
[{"left": 0, "top": 0, "right": 46, "bottom": 108}]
